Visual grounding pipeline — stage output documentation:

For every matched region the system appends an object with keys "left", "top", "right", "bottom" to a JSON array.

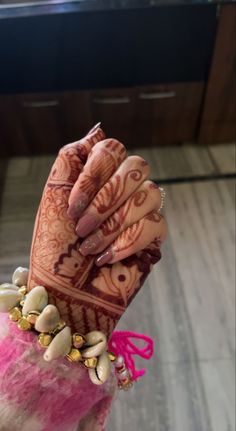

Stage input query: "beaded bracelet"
[{"left": 0, "top": 267, "right": 133, "bottom": 390}]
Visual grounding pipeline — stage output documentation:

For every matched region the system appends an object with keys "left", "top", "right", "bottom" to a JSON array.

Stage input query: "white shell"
[
  {"left": 44, "top": 326, "right": 72, "bottom": 362},
  {"left": 12, "top": 267, "right": 29, "bottom": 287},
  {"left": 35, "top": 305, "right": 60, "bottom": 333},
  {"left": 0, "top": 283, "right": 19, "bottom": 291},
  {"left": 0, "top": 289, "right": 22, "bottom": 312},
  {"left": 88, "top": 352, "right": 111, "bottom": 385},
  {"left": 22, "top": 286, "right": 48, "bottom": 315},
  {"left": 83, "top": 331, "right": 107, "bottom": 358}
]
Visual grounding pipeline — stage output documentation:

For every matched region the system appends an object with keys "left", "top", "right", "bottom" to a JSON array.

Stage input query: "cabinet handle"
[
  {"left": 22, "top": 100, "right": 59, "bottom": 108},
  {"left": 92, "top": 97, "right": 130, "bottom": 105},
  {"left": 138, "top": 91, "right": 176, "bottom": 100}
]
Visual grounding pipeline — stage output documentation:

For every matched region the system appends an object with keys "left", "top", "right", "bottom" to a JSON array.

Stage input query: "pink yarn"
[
  {"left": 0, "top": 314, "right": 115, "bottom": 431},
  {"left": 109, "top": 331, "right": 154, "bottom": 381},
  {"left": 0, "top": 315, "right": 154, "bottom": 429}
]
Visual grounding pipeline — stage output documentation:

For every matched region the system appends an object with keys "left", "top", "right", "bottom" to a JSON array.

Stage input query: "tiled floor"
[{"left": 0, "top": 143, "right": 235, "bottom": 431}]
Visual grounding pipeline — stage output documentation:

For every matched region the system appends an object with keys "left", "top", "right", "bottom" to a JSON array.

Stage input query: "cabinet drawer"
[
  {"left": 89, "top": 88, "right": 136, "bottom": 147},
  {"left": 18, "top": 93, "right": 66, "bottom": 155},
  {"left": 135, "top": 82, "right": 205, "bottom": 145}
]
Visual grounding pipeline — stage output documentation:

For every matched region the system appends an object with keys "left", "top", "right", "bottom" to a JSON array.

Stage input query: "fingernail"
[
  {"left": 76, "top": 213, "right": 99, "bottom": 238},
  {"left": 67, "top": 194, "right": 88, "bottom": 220},
  {"left": 95, "top": 249, "right": 114, "bottom": 267},
  {"left": 87, "top": 122, "right": 101, "bottom": 135},
  {"left": 79, "top": 234, "right": 102, "bottom": 256}
]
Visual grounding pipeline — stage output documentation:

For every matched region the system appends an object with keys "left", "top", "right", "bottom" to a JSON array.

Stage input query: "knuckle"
[{"left": 144, "top": 180, "right": 162, "bottom": 202}]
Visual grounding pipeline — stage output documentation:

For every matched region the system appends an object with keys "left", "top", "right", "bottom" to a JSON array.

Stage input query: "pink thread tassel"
[{"left": 109, "top": 331, "right": 155, "bottom": 381}]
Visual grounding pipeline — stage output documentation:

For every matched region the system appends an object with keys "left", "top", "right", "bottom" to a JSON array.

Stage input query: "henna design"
[
  {"left": 29, "top": 134, "right": 165, "bottom": 336},
  {"left": 100, "top": 189, "right": 148, "bottom": 237},
  {"left": 92, "top": 169, "right": 142, "bottom": 214},
  {"left": 76, "top": 143, "right": 125, "bottom": 202}
]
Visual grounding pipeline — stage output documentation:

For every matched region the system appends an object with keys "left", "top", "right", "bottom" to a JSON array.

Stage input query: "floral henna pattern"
[
  {"left": 100, "top": 188, "right": 148, "bottom": 237},
  {"left": 29, "top": 133, "right": 165, "bottom": 337},
  {"left": 78, "top": 148, "right": 121, "bottom": 201},
  {"left": 92, "top": 169, "right": 143, "bottom": 215}
]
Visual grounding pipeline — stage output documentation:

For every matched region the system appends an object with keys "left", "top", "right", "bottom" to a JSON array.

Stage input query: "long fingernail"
[
  {"left": 76, "top": 213, "right": 99, "bottom": 238},
  {"left": 95, "top": 249, "right": 114, "bottom": 267},
  {"left": 87, "top": 122, "right": 101, "bottom": 135},
  {"left": 67, "top": 194, "right": 88, "bottom": 220},
  {"left": 79, "top": 234, "right": 102, "bottom": 256}
]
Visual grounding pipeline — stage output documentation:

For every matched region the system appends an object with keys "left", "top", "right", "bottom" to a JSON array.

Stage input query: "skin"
[{"left": 28, "top": 125, "right": 167, "bottom": 337}]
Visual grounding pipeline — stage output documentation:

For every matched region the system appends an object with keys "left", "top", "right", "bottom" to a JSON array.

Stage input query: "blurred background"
[{"left": 0, "top": 1, "right": 235, "bottom": 430}]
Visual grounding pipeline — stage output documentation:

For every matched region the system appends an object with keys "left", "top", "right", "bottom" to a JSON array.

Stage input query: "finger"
[
  {"left": 79, "top": 181, "right": 162, "bottom": 256},
  {"left": 67, "top": 139, "right": 127, "bottom": 220},
  {"left": 75, "top": 155, "right": 150, "bottom": 238},
  {"left": 48, "top": 123, "right": 105, "bottom": 186},
  {"left": 95, "top": 210, "right": 167, "bottom": 266}
]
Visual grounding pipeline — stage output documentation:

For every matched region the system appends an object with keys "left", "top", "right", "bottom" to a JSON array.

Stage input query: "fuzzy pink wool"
[{"left": 0, "top": 314, "right": 116, "bottom": 431}]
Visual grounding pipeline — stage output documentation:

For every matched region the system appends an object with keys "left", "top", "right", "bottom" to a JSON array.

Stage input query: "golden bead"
[
  {"left": 83, "top": 357, "right": 98, "bottom": 369},
  {"left": 20, "top": 298, "right": 25, "bottom": 307},
  {"left": 9, "top": 307, "right": 22, "bottom": 322},
  {"left": 108, "top": 352, "right": 117, "bottom": 362},
  {"left": 18, "top": 286, "right": 27, "bottom": 296},
  {"left": 26, "top": 310, "right": 40, "bottom": 325},
  {"left": 72, "top": 333, "right": 85, "bottom": 349},
  {"left": 66, "top": 348, "right": 82, "bottom": 362},
  {"left": 17, "top": 316, "right": 31, "bottom": 331},
  {"left": 38, "top": 333, "right": 52, "bottom": 348},
  {"left": 50, "top": 320, "right": 66, "bottom": 335}
]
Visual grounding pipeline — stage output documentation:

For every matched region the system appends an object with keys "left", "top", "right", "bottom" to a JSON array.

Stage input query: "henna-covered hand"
[{"left": 28, "top": 125, "right": 167, "bottom": 337}]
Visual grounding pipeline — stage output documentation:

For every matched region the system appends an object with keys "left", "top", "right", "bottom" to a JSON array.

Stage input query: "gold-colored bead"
[
  {"left": 20, "top": 298, "right": 25, "bottom": 307},
  {"left": 38, "top": 333, "right": 52, "bottom": 348},
  {"left": 66, "top": 348, "right": 82, "bottom": 362},
  {"left": 26, "top": 310, "right": 40, "bottom": 325},
  {"left": 9, "top": 307, "right": 22, "bottom": 322},
  {"left": 50, "top": 320, "right": 66, "bottom": 335},
  {"left": 17, "top": 316, "right": 32, "bottom": 331},
  {"left": 83, "top": 357, "right": 98, "bottom": 369},
  {"left": 108, "top": 352, "right": 117, "bottom": 362},
  {"left": 18, "top": 286, "right": 27, "bottom": 296},
  {"left": 72, "top": 333, "right": 85, "bottom": 349}
]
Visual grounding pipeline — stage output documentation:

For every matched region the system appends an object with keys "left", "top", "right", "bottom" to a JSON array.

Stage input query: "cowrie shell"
[
  {"left": 88, "top": 351, "right": 111, "bottom": 385},
  {"left": 44, "top": 326, "right": 72, "bottom": 362},
  {"left": 82, "top": 331, "right": 107, "bottom": 358},
  {"left": 35, "top": 305, "right": 60, "bottom": 333},
  {"left": 12, "top": 267, "right": 29, "bottom": 287},
  {"left": 0, "top": 289, "right": 22, "bottom": 312},
  {"left": 22, "top": 286, "right": 48, "bottom": 315}
]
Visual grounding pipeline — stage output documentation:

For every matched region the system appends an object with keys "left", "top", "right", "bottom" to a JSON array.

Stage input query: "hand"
[{"left": 28, "top": 125, "right": 167, "bottom": 337}]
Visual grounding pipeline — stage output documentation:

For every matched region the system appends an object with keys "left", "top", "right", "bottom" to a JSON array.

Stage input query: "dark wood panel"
[
  {"left": 89, "top": 88, "right": 136, "bottom": 146},
  {"left": 0, "top": 93, "right": 66, "bottom": 156},
  {"left": 0, "top": 96, "right": 27, "bottom": 156},
  {"left": 135, "top": 82, "right": 205, "bottom": 145},
  {"left": 61, "top": 91, "right": 92, "bottom": 143},
  {"left": 198, "top": 4, "right": 236, "bottom": 144}
]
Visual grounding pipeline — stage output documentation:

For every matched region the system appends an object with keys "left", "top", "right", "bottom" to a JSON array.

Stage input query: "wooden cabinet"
[
  {"left": 88, "top": 82, "right": 205, "bottom": 146},
  {"left": 0, "top": 92, "right": 92, "bottom": 156},
  {"left": 199, "top": 4, "right": 236, "bottom": 143},
  {"left": 89, "top": 88, "right": 136, "bottom": 147},
  {"left": 0, "top": 82, "right": 205, "bottom": 155},
  {"left": 135, "top": 82, "right": 205, "bottom": 145},
  {"left": 0, "top": 93, "right": 65, "bottom": 156}
]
